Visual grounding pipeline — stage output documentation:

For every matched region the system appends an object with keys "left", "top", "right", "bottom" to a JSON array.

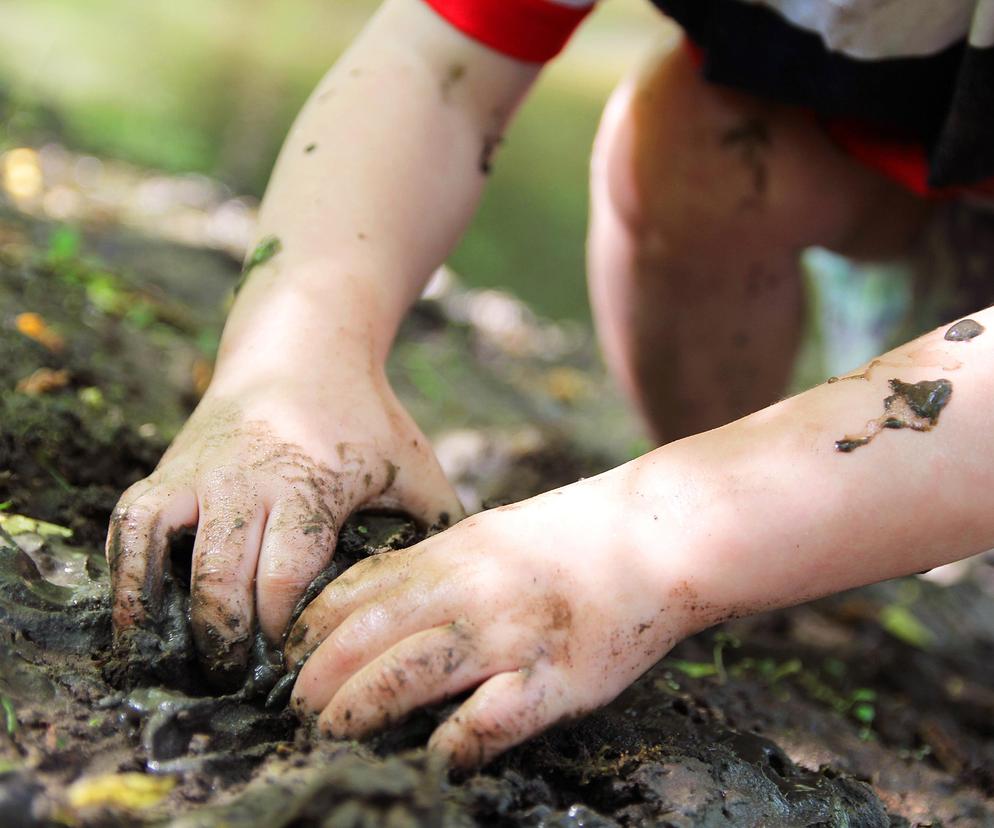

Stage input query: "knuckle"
[
  {"left": 196, "top": 514, "right": 256, "bottom": 558},
  {"left": 408, "top": 627, "right": 474, "bottom": 681},
  {"left": 268, "top": 508, "right": 337, "bottom": 541},
  {"left": 110, "top": 499, "right": 157, "bottom": 529},
  {"left": 320, "top": 629, "right": 364, "bottom": 675},
  {"left": 199, "top": 464, "right": 251, "bottom": 495},
  {"left": 467, "top": 705, "right": 515, "bottom": 741},
  {"left": 190, "top": 556, "right": 250, "bottom": 600},
  {"left": 115, "top": 481, "right": 149, "bottom": 509},
  {"left": 259, "top": 572, "right": 311, "bottom": 605},
  {"left": 260, "top": 568, "right": 312, "bottom": 596},
  {"left": 369, "top": 655, "right": 410, "bottom": 703}
]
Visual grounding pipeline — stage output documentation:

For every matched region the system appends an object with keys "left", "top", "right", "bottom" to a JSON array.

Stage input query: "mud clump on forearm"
[{"left": 834, "top": 378, "right": 952, "bottom": 453}]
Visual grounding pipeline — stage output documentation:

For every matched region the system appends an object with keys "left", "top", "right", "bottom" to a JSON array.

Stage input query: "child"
[{"left": 107, "top": 0, "right": 994, "bottom": 766}]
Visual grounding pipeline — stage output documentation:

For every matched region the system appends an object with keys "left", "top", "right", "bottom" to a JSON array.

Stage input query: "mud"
[
  {"left": 479, "top": 134, "right": 503, "bottom": 176},
  {"left": 0, "top": 515, "right": 899, "bottom": 827},
  {"left": 1, "top": 210, "right": 992, "bottom": 826},
  {"left": 835, "top": 377, "right": 953, "bottom": 453},
  {"left": 945, "top": 318, "right": 985, "bottom": 342},
  {"left": 720, "top": 117, "right": 771, "bottom": 209},
  {"left": 826, "top": 347, "right": 961, "bottom": 385},
  {"left": 441, "top": 64, "right": 466, "bottom": 100}
]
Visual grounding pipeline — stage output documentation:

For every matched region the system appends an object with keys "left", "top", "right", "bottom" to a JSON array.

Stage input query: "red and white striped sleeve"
[{"left": 421, "top": 0, "right": 596, "bottom": 63}]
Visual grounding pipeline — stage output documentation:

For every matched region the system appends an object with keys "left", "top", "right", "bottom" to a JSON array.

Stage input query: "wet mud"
[
  {"left": 1, "top": 211, "right": 992, "bottom": 825},
  {"left": 0, "top": 514, "right": 896, "bottom": 827},
  {"left": 835, "top": 378, "right": 953, "bottom": 453},
  {"left": 945, "top": 318, "right": 985, "bottom": 342}
]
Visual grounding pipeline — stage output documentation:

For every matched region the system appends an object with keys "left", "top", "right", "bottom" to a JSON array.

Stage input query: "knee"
[
  {"left": 589, "top": 52, "right": 675, "bottom": 243},
  {"left": 589, "top": 37, "right": 726, "bottom": 261}
]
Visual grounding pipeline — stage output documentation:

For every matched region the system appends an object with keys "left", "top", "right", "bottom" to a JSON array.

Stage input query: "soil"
[{"left": 1, "top": 205, "right": 993, "bottom": 826}]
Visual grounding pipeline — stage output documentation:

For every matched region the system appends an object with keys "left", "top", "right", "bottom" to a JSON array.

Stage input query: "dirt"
[
  {"left": 1, "top": 208, "right": 993, "bottom": 826},
  {"left": 834, "top": 378, "right": 953, "bottom": 453},
  {"left": 945, "top": 319, "right": 985, "bottom": 342}
]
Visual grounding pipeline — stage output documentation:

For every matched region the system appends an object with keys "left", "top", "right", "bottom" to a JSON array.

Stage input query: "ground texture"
[{"left": 1, "top": 206, "right": 993, "bottom": 827}]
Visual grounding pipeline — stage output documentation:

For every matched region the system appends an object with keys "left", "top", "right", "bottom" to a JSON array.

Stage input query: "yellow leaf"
[
  {"left": 67, "top": 773, "right": 176, "bottom": 811},
  {"left": 15, "top": 312, "right": 65, "bottom": 353},
  {"left": 16, "top": 367, "right": 71, "bottom": 396},
  {"left": 0, "top": 513, "right": 73, "bottom": 538}
]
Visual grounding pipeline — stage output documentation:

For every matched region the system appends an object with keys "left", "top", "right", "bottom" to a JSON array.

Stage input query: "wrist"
[
  {"left": 617, "top": 431, "right": 771, "bottom": 637},
  {"left": 211, "top": 272, "right": 393, "bottom": 391}
]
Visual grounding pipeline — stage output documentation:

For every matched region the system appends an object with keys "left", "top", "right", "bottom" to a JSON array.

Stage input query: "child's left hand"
[{"left": 285, "top": 464, "right": 702, "bottom": 767}]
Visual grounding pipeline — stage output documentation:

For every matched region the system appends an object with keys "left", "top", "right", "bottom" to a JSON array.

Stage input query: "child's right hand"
[
  {"left": 104, "top": 0, "right": 539, "bottom": 684},
  {"left": 106, "top": 360, "right": 462, "bottom": 683}
]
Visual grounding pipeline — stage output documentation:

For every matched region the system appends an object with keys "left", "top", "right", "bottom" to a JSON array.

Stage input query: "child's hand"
[
  {"left": 285, "top": 469, "right": 693, "bottom": 767},
  {"left": 107, "top": 364, "right": 462, "bottom": 682}
]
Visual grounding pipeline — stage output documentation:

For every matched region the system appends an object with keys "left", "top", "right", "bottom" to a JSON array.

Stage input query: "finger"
[
  {"left": 290, "top": 576, "right": 458, "bottom": 713},
  {"left": 107, "top": 484, "right": 198, "bottom": 631},
  {"left": 283, "top": 545, "right": 424, "bottom": 667},
  {"left": 319, "top": 621, "right": 520, "bottom": 738},
  {"left": 254, "top": 493, "right": 345, "bottom": 644},
  {"left": 428, "top": 665, "right": 573, "bottom": 768},
  {"left": 189, "top": 469, "right": 266, "bottom": 678},
  {"left": 368, "top": 445, "right": 465, "bottom": 530}
]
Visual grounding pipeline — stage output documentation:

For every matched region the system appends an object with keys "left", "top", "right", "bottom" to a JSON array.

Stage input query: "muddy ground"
[{"left": 1, "top": 204, "right": 993, "bottom": 827}]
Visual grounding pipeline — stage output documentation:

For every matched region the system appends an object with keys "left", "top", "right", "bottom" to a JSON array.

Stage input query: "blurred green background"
[{"left": 0, "top": 0, "right": 666, "bottom": 321}]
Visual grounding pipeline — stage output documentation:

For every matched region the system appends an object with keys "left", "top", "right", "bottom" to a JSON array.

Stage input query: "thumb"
[{"left": 369, "top": 441, "right": 465, "bottom": 531}]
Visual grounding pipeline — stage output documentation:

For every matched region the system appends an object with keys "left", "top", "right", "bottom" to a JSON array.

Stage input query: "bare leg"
[{"left": 588, "top": 37, "right": 931, "bottom": 444}]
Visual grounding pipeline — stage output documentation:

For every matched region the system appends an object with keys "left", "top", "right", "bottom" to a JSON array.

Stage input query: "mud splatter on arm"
[
  {"left": 834, "top": 378, "right": 952, "bottom": 452},
  {"left": 830, "top": 316, "right": 987, "bottom": 450},
  {"left": 440, "top": 63, "right": 466, "bottom": 100},
  {"left": 944, "top": 318, "right": 985, "bottom": 342}
]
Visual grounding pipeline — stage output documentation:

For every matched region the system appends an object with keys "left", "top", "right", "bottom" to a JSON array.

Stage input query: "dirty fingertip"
[
  {"left": 427, "top": 720, "right": 475, "bottom": 768},
  {"left": 283, "top": 616, "right": 310, "bottom": 664},
  {"left": 288, "top": 665, "right": 322, "bottom": 716},
  {"left": 316, "top": 704, "right": 350, "bottom": 739}
]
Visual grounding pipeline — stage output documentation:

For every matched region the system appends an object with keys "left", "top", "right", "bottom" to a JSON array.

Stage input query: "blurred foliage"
[{"left": 0, "top": 0, "right": 664, "bottom": 320}]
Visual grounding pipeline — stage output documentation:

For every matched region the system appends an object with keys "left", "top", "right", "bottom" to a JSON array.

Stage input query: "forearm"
[
  {"left": 216, "top": 0, "right": 539, "bottom": 381},
  {"left": 630, "top": 308, "right": 994, "bottom": 631}
]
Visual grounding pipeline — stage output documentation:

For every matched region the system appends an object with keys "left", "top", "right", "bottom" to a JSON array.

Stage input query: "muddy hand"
[
  {"left": 285, "top": 472, "right": 688, "bottom": 767},
  {"left": 107, "top": 374, "right": 462, "bottom": 684}
]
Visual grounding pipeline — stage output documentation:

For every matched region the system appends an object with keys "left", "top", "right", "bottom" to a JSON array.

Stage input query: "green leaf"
[
  {"left": 236, "top": 235, "right": 282, "bottom": 293},
  {"left": 78, "top": 387, "right": 105, "bottom": 408},
  {"left": 85, "top": 273, "right": 127, "bottom": 314},
  {"left": 124, "top": 300, "right": 157, "bottom": 329},
  {"left": 879, "top": 604, "right": 934, "bottom": 649},
  {"left": 668, "top": 660, "right": 718, "bottom": 679},
  {"left": 769, "top": 658, "right": 803, "bottom": 684},
  {"left": 852, "top": 702, "right": 875, "bottom": 724},
  {"left": 1, "top": 696, "right": 17, "bottom": 735},
  {"left": 46, "top": 225, "right": 81, "bottom": 263},
  {"left": 850, "top": 688, "right": 877, "bottom": 703}
]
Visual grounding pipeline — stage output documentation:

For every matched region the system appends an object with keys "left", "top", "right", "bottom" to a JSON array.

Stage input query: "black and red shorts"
[{"left": 423, "top": 0, "right": 994, "bottom": 200}]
